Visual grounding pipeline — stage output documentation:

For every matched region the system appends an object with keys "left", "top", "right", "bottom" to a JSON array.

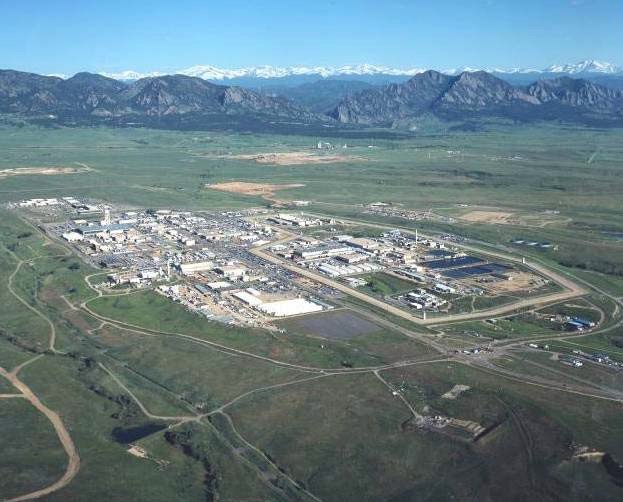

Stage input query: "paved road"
[{"left": 250, "top": 228, "right": 585, "bottom": 327}]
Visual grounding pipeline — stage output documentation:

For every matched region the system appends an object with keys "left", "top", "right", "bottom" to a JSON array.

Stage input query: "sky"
[{"left": 1, "top": 0, "right": 620, "bottom": 74}]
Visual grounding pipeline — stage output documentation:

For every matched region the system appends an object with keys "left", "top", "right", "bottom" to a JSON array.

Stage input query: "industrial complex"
[{"left": 11, "top": 196, "right": 582, "bottom": 336}]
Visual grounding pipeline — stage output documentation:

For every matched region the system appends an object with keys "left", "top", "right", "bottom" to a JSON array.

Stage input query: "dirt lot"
[
  {"left": 459, "top": 271, "right": 547, "bottom": 296},
  {"left": 207, "top": 181, "right": 304, "bottom": 203},
  {"left": 441, "top": 384, "right": 470, "bottom": 400},
  {"left": 280, "top": 309, "right": 381, "bottom": 340},
  {"left": 0, "top": 166, "right": 91, "bottom": 179},
  {"left": 460, "top": 210, "right": 516, "bottom": 224},
  {"left": 215, "top": 151, "right": 363, "bottom": 166},
  {"left": 459, "top": 208, "right": 569, "bottom": 227},
  {"left": 484, "top": 271, "right": 545, "bottom": 294}
]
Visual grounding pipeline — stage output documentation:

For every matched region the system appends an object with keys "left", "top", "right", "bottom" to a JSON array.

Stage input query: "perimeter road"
[{"left": 249, "top": 226, "right": 585, "bottom": 327}]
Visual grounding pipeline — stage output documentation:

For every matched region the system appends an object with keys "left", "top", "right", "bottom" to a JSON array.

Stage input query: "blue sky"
[{"left": 1, "top": 0, "right": 620, "bottom": 74}]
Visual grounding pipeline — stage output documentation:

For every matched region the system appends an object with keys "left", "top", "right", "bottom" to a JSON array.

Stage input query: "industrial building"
[
  {"left": 346, "top": 237, "right": 379, "bottom": 251},
  {"left": 233, "top": 288, "right": 324, "bottom": 317},
  {"left": 62, "top": 231, "right": 84, "bottom": 242},
  {"left": 215, "top": 264, "right": 248, "bottom": 280},
  {"left": 77, "top": 223, "right": 133, "bottom": 236},
  {"left": 259, "top": 298, "right": 323, "bottom": 317},
  {"left": 269, "top": 213, "right": 321, "bottom": 227},
  {"left": 294, "top": 244, "right": 352, "bottom": 260},
  {"left": 179, "top": 261, "right": 214, "bottom": 275}
]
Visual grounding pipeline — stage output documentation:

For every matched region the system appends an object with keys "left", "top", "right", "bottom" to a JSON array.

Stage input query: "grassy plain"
[
  {"left": 0, "top": 398, "right": 67, "bottom": 499},
  {"left": 0, "top": 122, "right": 622, "bottom": 499},
  {"left": 1, "top": 121, "right": 622, "bottom": 276}
]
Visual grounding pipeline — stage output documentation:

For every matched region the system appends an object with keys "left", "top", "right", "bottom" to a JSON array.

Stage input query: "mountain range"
[
  {"left": 0, "top": 70, "right": 321, "bottom": 123},
  {"left": 95, "top": 60, "right": 621, "bottom": 84},
  {"left": 329, "top": 71, "right": 623, "bottom": 126},
  {"left": 1, "top": 67, "right": 621, "bottom": 131}
]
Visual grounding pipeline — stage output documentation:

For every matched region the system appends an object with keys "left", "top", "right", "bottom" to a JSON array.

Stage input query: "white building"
[
  {"left": 62, "top": 231, "right": 84, "bottom": 242},
  {"left": 259, "top": 298, "right": 323, "bottom": 317},
  {"left": 179, "top": 261, "right": 214, "bottom": 275},
  {"left": 346, "top": 237, "right": 379, "bottom": 251}
]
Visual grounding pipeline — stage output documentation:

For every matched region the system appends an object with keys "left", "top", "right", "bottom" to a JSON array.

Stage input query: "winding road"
[{"left": 1, "top": 209, "right": 621, "bottom": 501}]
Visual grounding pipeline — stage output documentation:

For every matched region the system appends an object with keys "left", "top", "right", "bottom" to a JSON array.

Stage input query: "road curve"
[
  {"left": 1, "top": 363, "right": 80, "bottom": 502},
  {"left": 250, "top": 232, "right": 584, "bottom": 327}
]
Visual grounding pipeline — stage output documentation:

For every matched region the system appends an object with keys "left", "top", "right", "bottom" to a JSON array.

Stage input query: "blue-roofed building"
[
  {"left": 565, "top": 320, "right": 585, "bottom": 331},
  {"left": 572, "top": 317, "right": 596, "bottom": 328}
]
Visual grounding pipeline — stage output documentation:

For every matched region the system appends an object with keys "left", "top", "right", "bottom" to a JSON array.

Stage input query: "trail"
[
  {"left": 0, "top": 201, "right": 616, "bottom": 502},
  {"left": 216, "top": 412, "right": 323, "bottom": 502},
  {"left": 496, "top": 396, "right": 535, "bottom": 488},
  {"left": 467, "top": 359, "right": 623, "bottom": 404},
  {"left": 10, "top": 354, "right": 44, "bottom": 377},
  {"left": 204, "top": 358, "right": 449, "bottom": 418},
  {"left": 81, "top": 299, "right": 445, "bottom": 374},
  {"left": 205, "top": 373, "right": 329, "bottom": 416},
  {"left": 373, "top": 370, "right": 423, "bottom": 422},
  {"left": 0, "top": 247, "right": 79, "bottom": 500},
  {"left": 98, "top": 363, "right": 198, "bottom": 422},
  {"left": 5, "top": 258, "right": 58, "bottom": 352},
  {"left": 80, "top": 261, "right": 623, "bottom": 406},
  {"left": 505, "top": 351, "right": 622, "bottom": 397},
  {"left": 0, "top": 362, "right": 80, "bottom": 502}
]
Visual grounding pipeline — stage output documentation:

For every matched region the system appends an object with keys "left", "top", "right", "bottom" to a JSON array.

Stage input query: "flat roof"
[{"left": 77, "top": 223, "right": 133, "bottom": 234}]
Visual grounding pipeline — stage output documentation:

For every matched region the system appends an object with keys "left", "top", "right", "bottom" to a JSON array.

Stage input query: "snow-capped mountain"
[
  {"left": 100, "top": 69, "right": 165, "bottom": 80},
  {"left": 445, "top": 60, "right": 620, "bottom": 76},
  {"left": 101, "top": 64, "right": 428, "bottom": 81},
  {"left": 444, "top": 66, "right": 540, "bottom": 75},
  {"left": 97, "top": 60, "right": 621, "bottom": 82},
  {"left": 544, "top": 60, "right": 620, "bottom": 74}
]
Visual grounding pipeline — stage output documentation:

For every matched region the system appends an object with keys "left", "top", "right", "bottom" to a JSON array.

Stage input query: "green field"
[
  {"left": 357, "top": 271, "right": 416, "bottom": 297},
  {"left": 440, "top": 314, "right": 563, "bottom": 340},
  {"left": 0, "top": 398, "right": 67, "bottom": 499},
  {"left": 552, "top": 329, "right": 623, "bottom": 362},
  {"left": 1, "top": 123, "right": 623, "bottom": 499}
]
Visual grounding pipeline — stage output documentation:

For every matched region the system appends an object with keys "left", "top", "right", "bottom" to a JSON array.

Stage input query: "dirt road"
[
  {"left": 0, "top": 362, "right": 80, "bottom": 502},
  {"left": 98, "top": 363, "right": 198, "bottom": 422}
]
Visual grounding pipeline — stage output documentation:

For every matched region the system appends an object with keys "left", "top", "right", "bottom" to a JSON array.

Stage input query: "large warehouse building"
[
  {"left": 233, "top": 288, "right": 323, "bottom": 317},
  {"left": 259, "top": 298, "right": 323, "bottom": 317}
]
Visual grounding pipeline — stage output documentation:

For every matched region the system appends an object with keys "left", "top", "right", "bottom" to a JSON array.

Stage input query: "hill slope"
[
  {"left": 330, "top": 71, "right": 623, "bottom": 125},
  {"left": 0, "top": 70, "right": 324, "bottom": 125}
]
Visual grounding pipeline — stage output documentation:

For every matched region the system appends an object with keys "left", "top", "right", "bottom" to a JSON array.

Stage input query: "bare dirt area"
[
  {"left": 207, "top": 181, "right": 305, "bottom": 203},
  {"left": 484, "top": 272, "right": 546, "bottom": 294},
  {"left": 460, "top": 210, "right": 516, "bottom": 224},
  {"left": 214, "top": 151, "right": 364, "bottom": 166},
  {"left": 458, "top": 208, "right": 569, "bottom": 227},
  {"left": 0, "top": 166, "right": 91, "bottom": 179},
  {"left": 441, "top": 384, "right": 471, "bottom": 399},
  {"left": 457, "top": 271, "right": 545, "bottom": 296}
]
